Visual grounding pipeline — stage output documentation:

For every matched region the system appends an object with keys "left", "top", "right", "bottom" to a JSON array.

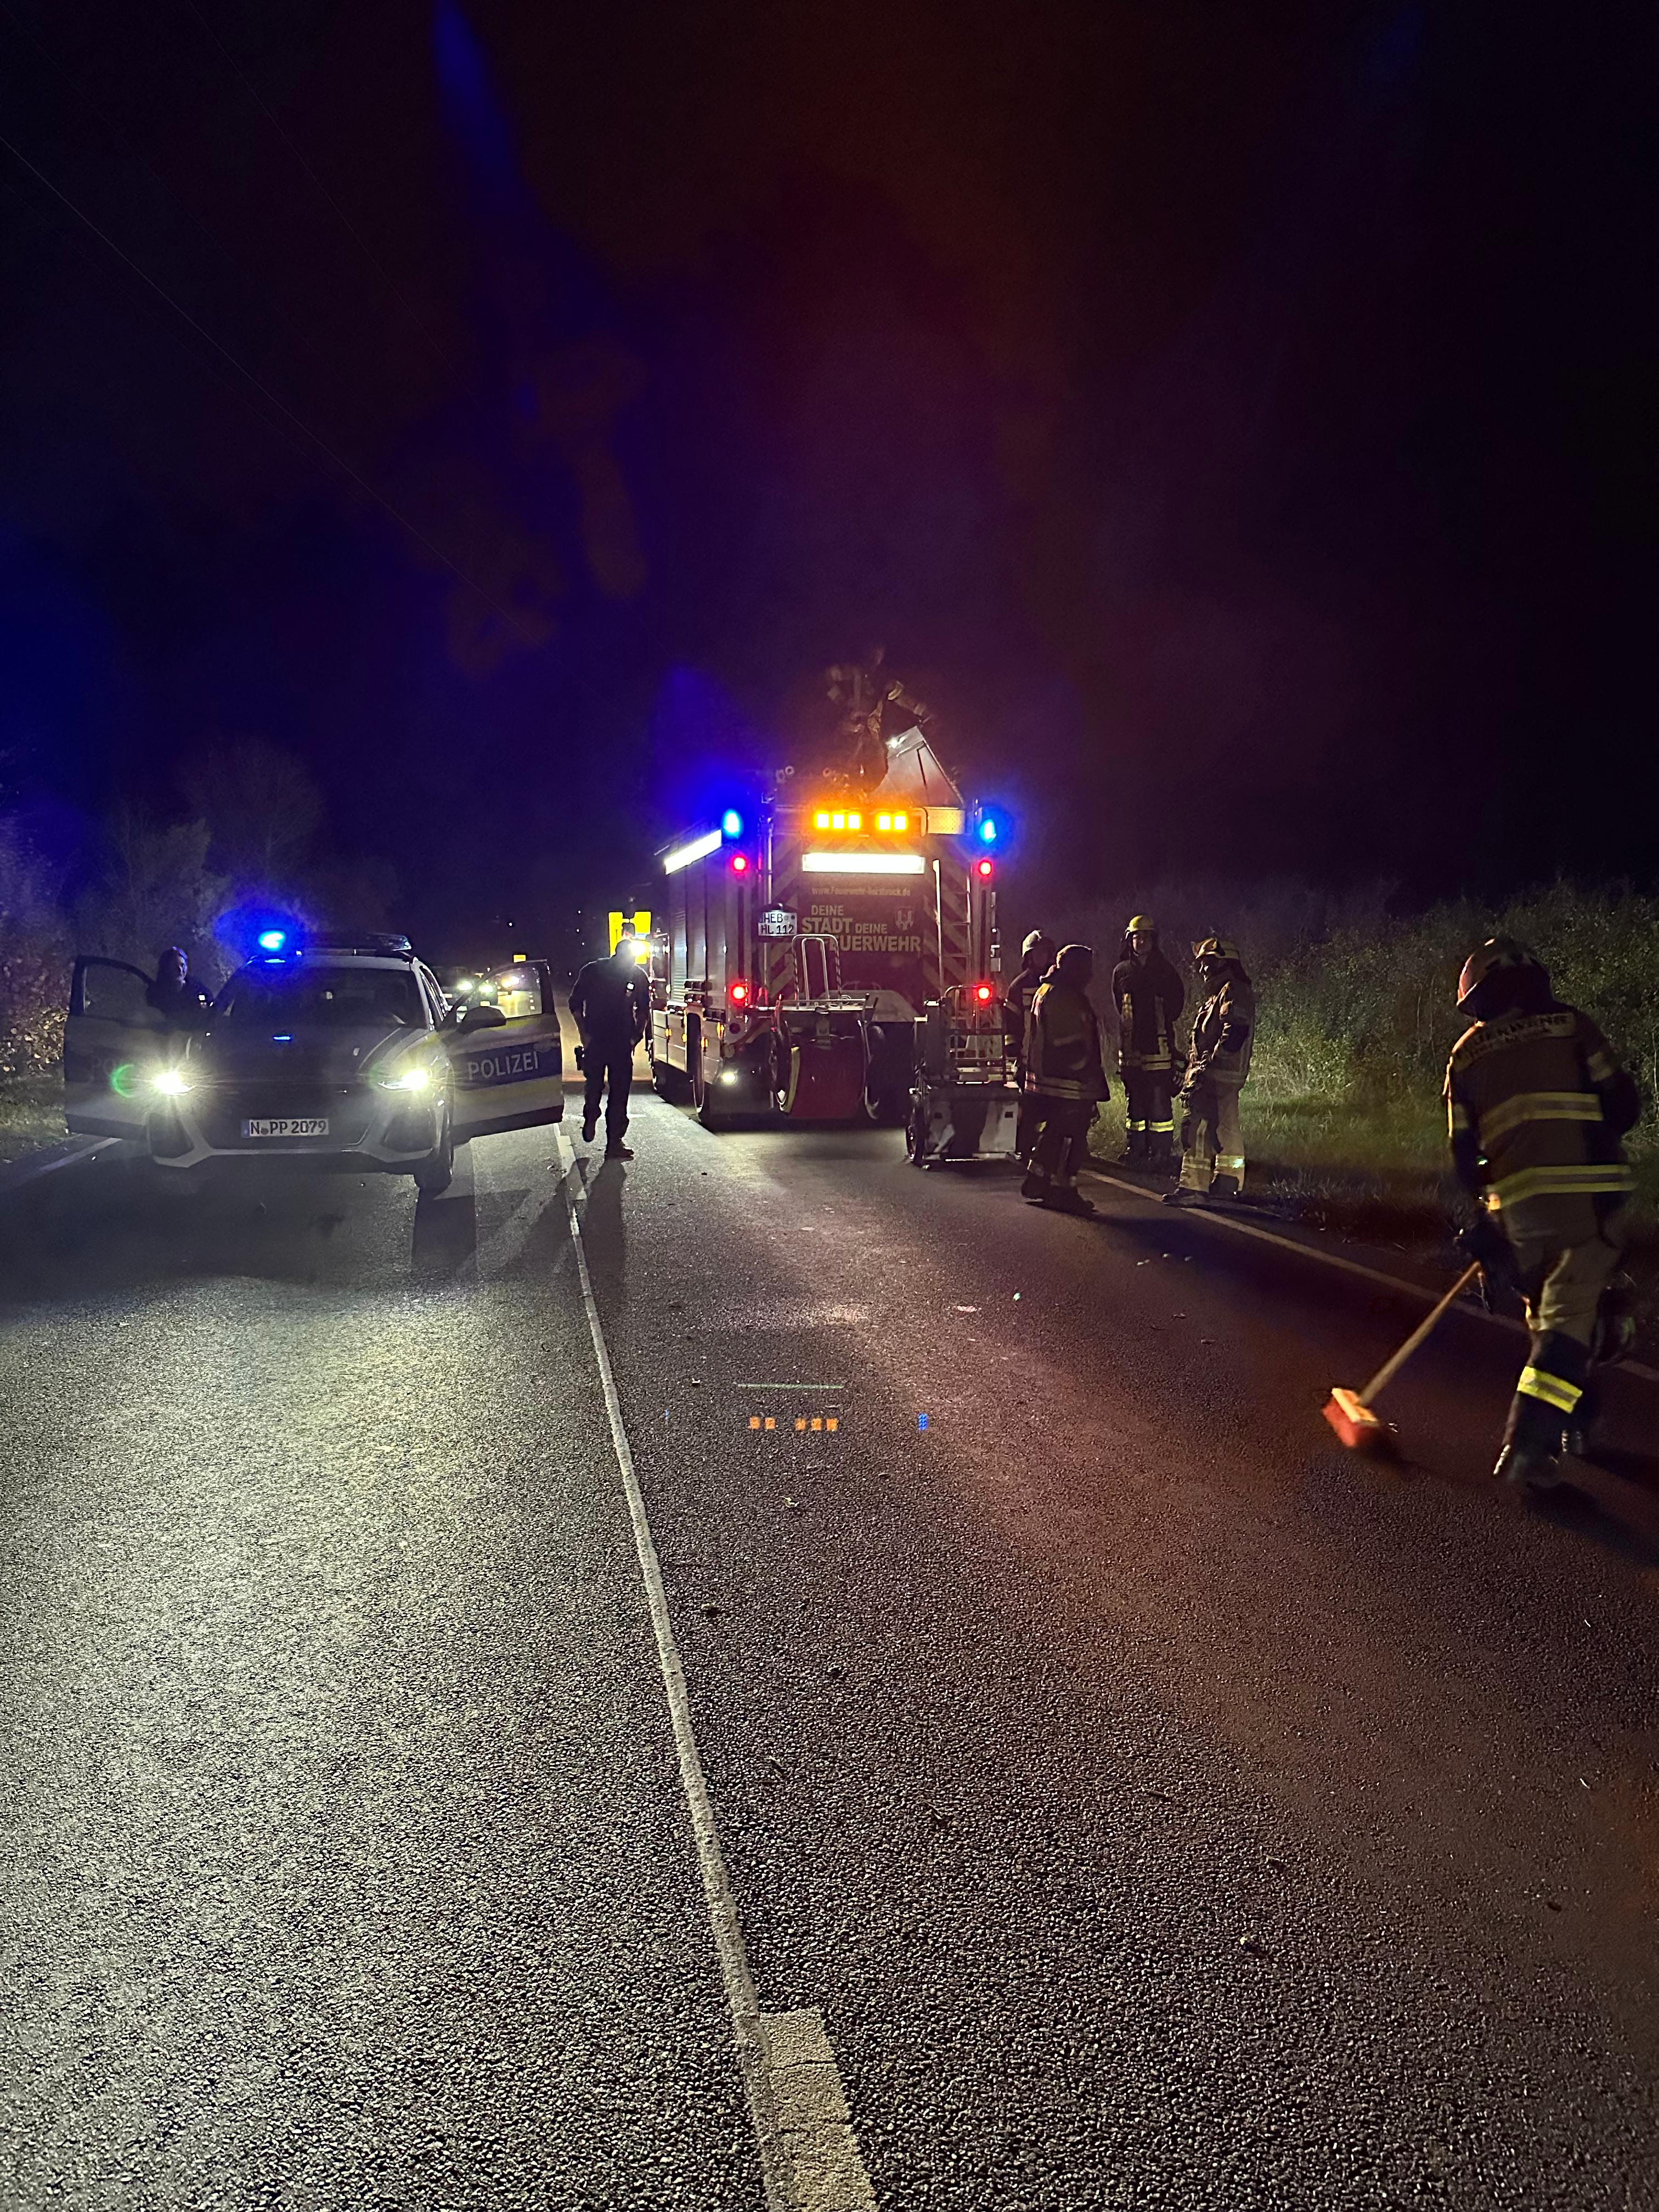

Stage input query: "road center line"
[
  {"left": 735, "top": 1382, "right": 848, "bottom": 1392},
  {"left": 557, "top": 1135, "right": 876, "bottom": 2212}
]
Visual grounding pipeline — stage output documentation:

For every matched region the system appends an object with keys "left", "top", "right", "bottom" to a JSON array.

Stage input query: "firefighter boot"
[
  {"left": 1560, "top": 1375, "right": 1605, "bottom": 1465},
  {"left": 1496, "top": 1442, "right": 1566, "bottom": 1494},
  {"left": 1494, "top": 1384, "right": 1569, "bottom": 1496},
  {"left": 1119, "top": 1125, "right": 1148, "bottom": 1166},
  {"left": 1045, "top": 1186, "right": 1097, "bottom": 1217},
  {"left": 1021, "top": 1170, "right": 1050, "bottom": 1204}
]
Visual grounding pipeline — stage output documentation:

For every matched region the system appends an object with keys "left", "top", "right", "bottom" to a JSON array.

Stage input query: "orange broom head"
[{"left": 1323, "top": 1386, "right": 1390, "bottom": 1451}]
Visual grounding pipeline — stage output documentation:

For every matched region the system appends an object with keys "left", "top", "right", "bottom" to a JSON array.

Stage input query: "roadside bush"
[
  {"left": 1056, "top": 877, "right": 1656, "bottom": 1161},
  {"left": 0, "top": 819, "right": 70, "bottom": 1077},
  {"left": 72, "top": 808, "right": 226, "bottom": 975}
]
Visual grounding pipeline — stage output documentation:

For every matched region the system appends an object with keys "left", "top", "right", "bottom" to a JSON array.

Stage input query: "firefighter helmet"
[
  {"left": 1055, "top": 942, "right": 1094, "bottom": 984},
  {"left": 1022, "top": 929, "right": 1056, "bottom": 964},
  {"left": 1193, "top": 936, "right": 1240, "bottom": 966},
  {"left": 1126, "top": 914, "right": 1156, "bottom": 936},
  {"left": 1456, "top": 936, "right": 1550, "bottom": 1018}
]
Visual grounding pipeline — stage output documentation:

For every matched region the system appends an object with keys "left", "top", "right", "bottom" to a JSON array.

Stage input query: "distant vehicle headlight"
[{"left": 151, "top": 1068, "right": 193, "bottom": 1098}]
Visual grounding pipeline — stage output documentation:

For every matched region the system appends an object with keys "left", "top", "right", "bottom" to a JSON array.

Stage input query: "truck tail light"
[
  {"left": 974, "top": 983, "right": 994, "bottom": 1004},
  {"left": 975, "top": 857, "right": 995, "bottom": 879},
  {"left": 730, "top": 852, "right": 749, "bottom": 874},
  {"left": 729, "top": 979, "right": 750, "bottom": 1007}
]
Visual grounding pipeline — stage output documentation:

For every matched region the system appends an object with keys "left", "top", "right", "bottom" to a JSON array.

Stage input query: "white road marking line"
[
  {"left": 1080, "top": 1165, "right": 1659, "bottom": 1386},
  {"left": 736, "top": 1383, "right": 848, "bottom": 1393},
  {"left": 0, "top": 1135, "right": 122, "bottom": 1197},
  {"left": 472, "top": 1173, "right": 569, "bottom": 1280},
  {"left": 557, "top": 1133, "right": 876, "bottom": 2212}
]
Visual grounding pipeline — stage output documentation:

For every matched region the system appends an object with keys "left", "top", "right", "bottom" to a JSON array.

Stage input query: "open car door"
[
  {"left": 446, "top": 977, "right": 564, "bottom": 1143},
  {"left": 64, "top": 957, "right": 168, "bottom": 1136}
]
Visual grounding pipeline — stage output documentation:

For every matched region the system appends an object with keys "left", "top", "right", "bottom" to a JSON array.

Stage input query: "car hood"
[{"left": 186, "top": 1022, "right": 423, "bottom": 1085}]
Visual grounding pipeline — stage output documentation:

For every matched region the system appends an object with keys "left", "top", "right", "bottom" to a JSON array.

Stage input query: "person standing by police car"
[
  {"left": 146, "top": 946, "right": 213, "bottom": 1028},
  {"left": 570, "top": 937, "right": 650, "bottom": 1157}
]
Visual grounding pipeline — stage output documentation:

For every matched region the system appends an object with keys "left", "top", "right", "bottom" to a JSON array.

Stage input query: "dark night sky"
[{"left": 1, "top": 1, "right": 1652, "bottom": 952}]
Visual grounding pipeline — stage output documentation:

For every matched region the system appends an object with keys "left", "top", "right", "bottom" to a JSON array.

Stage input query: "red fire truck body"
[{"left": 648, "top": 733, "right": 997, "bottom": 1126}]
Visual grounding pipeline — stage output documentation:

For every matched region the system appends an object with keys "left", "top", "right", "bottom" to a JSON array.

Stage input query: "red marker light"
[
  {"left": 729, "top": 979, "right": 749, "bottom": 1006},
  {"left": 975, "top": 983, "right": 994, "bottom": 1003},
  {"left": 730, "top": 852, "right": 749, "bottom": 873},
  {"left": 975, "top": 857, "right": 994, "bottom": 879}
]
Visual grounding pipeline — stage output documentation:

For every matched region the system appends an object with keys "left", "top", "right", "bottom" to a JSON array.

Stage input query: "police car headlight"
[
  {"left": 151, "top": 1068, "right": 193, "bottom": 1098},
  {"left": 373, "top": 1062, "right": 434, "bottom": 1092}
]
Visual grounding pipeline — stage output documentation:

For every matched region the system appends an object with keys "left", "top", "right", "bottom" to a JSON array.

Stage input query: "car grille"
[{"left": 198, "top": 1082, "right": 375, "bottom": 1150}]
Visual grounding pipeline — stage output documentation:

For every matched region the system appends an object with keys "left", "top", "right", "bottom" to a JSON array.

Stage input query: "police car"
[{"left": 63, "top": 933, "right": 564, "bottom": 1194}]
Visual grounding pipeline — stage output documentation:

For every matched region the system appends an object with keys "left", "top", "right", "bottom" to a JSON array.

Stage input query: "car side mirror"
[{"left": 459, "top": 1002, "right": 507, "bottom": 1030}]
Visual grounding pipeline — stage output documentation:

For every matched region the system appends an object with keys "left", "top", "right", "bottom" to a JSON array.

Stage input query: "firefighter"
[
  {"left": 1005, "top": 930, "right": 1056, "bottom": 1160},
  {"left": 1110, "top": 915, "right": 1184, "bottom": 1168},
  {"left": 1444, "top": 937, "right": 1640, "bottom": 1494},
  {"left": 569, "top": 936, "right": 651, "bottom": 1158},
  {"left": 1164, "top": 937, "right": 1254, "bottom": 1204},
  {"left": 1021, "top": 942, "right": 1109, "bottom": 1215}
]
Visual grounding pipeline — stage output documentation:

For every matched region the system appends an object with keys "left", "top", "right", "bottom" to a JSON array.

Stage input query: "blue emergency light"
[
  {"left": 257, "top": 929, "right": 288, "bottom": 952},
  {"left": 721, "top": 809, "right": 744, "bottom": 838}
]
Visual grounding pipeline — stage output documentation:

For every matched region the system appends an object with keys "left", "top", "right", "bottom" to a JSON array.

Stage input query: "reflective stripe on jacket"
[
  {"left": 1443, "top": 1006, "right": 1632, "bottom": 1216},
  {"left": 1185, "top": 975, "right": 1254, "bottom": 1088},
  {"left": 1111, "top": 952, "right": 1184, "bottom": 1074},
  {"left": 1024, "top": 977, "right": 1108, "bottom": 1103}
]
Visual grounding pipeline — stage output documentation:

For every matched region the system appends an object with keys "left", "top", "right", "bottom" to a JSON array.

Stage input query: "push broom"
[{"left": 1323, "top": 1262, "right": 1482, "bottom": 1449}]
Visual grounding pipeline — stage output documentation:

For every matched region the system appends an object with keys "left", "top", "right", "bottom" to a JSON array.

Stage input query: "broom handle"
[{"left": 1359, "top": 1263, "right": 1483, "bottom": 1407}]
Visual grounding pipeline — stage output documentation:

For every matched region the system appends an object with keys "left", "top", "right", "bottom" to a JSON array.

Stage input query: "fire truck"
[{"left": 647, "top": 696, "right": 1002, "bottom": 1132}]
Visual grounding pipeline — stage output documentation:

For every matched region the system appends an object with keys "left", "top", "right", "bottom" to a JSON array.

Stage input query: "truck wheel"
[
  {"left": 876, "top": 1081, "right": 911, "bottom": 1126},
  {"left": 905, "top": 1100, "right": 929, "bottom": 1165}
]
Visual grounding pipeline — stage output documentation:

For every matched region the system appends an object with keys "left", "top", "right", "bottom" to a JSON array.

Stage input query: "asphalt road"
[{"left": 2, "top": 1068, "right": 1657, "bottom": 2209}]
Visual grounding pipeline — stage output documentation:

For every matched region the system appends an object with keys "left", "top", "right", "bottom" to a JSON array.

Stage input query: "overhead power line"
[{"left": 0, "top": 126, "right": 537, "bottom": 645}]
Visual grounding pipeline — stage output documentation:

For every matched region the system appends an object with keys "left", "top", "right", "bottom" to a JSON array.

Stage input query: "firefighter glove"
[{"left": 1455, "top": 1211, "right": 1514, "bottom": 1297}]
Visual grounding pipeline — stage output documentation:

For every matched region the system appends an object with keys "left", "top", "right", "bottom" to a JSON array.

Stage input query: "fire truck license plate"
[{"left": 243, "top": 1117, "right": 329, "bottom": 1138}]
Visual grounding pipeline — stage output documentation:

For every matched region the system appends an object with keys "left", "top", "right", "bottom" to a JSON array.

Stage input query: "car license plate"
[{"left": 242, "top": 1117, "right": 329, "bottom": 1138}]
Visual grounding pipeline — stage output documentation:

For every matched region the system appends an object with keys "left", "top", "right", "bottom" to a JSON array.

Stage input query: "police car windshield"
[{"left": 217, "top": 964, "right": 424, "bottom": 1029}]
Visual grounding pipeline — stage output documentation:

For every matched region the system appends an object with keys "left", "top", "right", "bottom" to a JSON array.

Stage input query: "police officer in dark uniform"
[
  {"left": 569, "top": 937, "right": 651, "bottom": 1157},
  {"left": 145, "top": 947, "right": 212, "bottom": 1028}
]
